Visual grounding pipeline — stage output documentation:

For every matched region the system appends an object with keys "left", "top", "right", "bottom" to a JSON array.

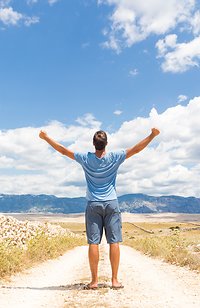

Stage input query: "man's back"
[{"left": 74, "top": 150, "right": 126, "bottom": 201}]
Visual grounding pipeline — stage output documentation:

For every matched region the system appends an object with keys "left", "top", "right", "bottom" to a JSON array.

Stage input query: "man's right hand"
[{"left": 39, "top": 130, "right": 48, "bottom": 140}]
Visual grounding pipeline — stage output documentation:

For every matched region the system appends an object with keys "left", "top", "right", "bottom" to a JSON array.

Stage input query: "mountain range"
[{"left": 0, "top": 193, "right": 200, "bottom": 214}]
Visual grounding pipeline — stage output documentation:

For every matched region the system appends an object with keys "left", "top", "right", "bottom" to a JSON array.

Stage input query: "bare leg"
[
  {"left": 88, "top": 244, "right": 99, "bottom": 288},
  {"left": 109, "top": 243, "right": 122, "bottom": 287}
]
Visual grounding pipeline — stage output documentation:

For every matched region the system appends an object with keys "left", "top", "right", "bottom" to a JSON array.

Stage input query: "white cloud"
[
  {"left": 156, "top": 34, "right": 200, "bottom": 72},
  {"left": 0, "top": 120, "right": 98, "bottom": 196},
  {"left": 0, "top": 155, "right": 14, "bottom": 168},
  {"left": 178, "top": 94, "right": 188, "bottom": 103},
  {"left": 0, "top": 7, "right": 22, "bottom": 25},
  {"left": 24, "top": 16, "right": 39, "bottom": 26},
  {"left": 190, "top": 10, "right": 200, "bottom": 35},
  {"left": 113, "top": 110, "right": 122, "bottom": 115},
  {"left": 129, "top": 68, "right": 138, "bottom": 76},
  {"left": 1, "top": 98, "right": 200, "bottom": 198},
  {"left": 100, "top": 0, "right": 196, "bottom": 51},
  {"left": 155, "top": 34, "right": 177, "bottom": 56},
  {"left": 110, "top": 97, "right": 200, "bottom": 197},
  {"left": 0, "top": 5, "right": 39, "bottom": 27},
  {"left": 75, "top": 113, "right": 101, "bottom": 129},
  {"left": 100, "top": 1, "right": 200, "bottom": 73}
]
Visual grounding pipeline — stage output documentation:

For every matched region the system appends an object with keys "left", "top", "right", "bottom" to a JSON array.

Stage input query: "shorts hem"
[
  {"left": 87, "top": 240, "right": 101, "bottom": 245},
  {"left": 107, "top": 239, "right": 123, "bottom": 244}
]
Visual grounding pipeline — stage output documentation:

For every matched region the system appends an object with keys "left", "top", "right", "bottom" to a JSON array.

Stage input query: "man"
[{"left": 39, "top": 127, "right": 160, "bottom": 289}]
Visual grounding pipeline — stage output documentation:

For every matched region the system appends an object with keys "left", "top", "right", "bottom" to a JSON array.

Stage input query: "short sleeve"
[
  {"left": 74, "top": 152, "right": 87, "bottom": 165},
  {"left": 113, "top": 149, "right": 126, "bottom": 166}
]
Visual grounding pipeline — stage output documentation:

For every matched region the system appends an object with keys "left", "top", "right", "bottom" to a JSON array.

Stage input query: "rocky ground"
[{"left": 0, "top": 214, "right": 74, "bottom": 249}]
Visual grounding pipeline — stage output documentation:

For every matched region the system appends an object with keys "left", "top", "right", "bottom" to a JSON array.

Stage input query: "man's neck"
[{"left": 95, "top": 149, "right": 106, "bottom": 158}]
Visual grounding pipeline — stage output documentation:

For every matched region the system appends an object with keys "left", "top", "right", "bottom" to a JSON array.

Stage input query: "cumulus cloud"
[
  {"left": 0, "top": 98, "right": 200, "bottom": 198},
  {"left": 0, "top": 119, "right": 99, "bottom": 196},
  {"left": 100, "top": 0, "right": 195, "bottom": 51},
  {"left": 110, "top": 97, "right": 200, "bottom": 197},
  {"left": 190, "top": 10, "right": 200, "bottom": 35},
  {"left": 156, "top": 34, "right": 200, "bottom": 72},
  {"left": 100, "top": 1, "right": 200, "bottom": 73},
  {"left": 0, "top": 7, "right": 22, "bottom": 25}
]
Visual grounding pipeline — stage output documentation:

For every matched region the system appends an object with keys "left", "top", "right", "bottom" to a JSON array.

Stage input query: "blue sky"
[
  {"left": 0, "top": 0, "right": 200, "bottom": 198},
  {"left": 0, "top": 0, "right": 199, "bottom": 130}
]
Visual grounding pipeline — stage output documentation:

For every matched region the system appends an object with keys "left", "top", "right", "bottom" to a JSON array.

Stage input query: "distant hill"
[
  {"left": 118, "top": 194, "right": 200, "bottom": 213},
  {"left": 0, "top": 193, "right": 200, "bottom": 214}
]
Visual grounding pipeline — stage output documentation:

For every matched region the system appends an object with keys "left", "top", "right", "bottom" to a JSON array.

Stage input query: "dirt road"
[{"left": 0, "top": 239, "right": 200, "bottom": 308}]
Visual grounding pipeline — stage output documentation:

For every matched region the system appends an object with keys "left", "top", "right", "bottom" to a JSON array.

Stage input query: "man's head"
[{"left": 93, "top": 130, "right": 107, "bottom": 151}]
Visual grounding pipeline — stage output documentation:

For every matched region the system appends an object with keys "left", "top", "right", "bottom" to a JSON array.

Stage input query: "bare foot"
[
  {"left": 84, "top": 282, "right": 98, "bottom": 290},
  {"left": 111, "top": 279, "right": 124, "bottom": 289}
]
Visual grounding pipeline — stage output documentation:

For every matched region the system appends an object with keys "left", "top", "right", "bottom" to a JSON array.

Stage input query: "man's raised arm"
[
  {"left": 39, "top": 130, "right": 75, "bottom": 160},
  {"left": 126, "top": 128, "right": 160, "bottom": 159}
]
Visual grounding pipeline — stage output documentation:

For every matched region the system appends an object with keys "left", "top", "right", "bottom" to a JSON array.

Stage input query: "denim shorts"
[{"left": 85, "top": 199, "right": 122, "bottom": 244}]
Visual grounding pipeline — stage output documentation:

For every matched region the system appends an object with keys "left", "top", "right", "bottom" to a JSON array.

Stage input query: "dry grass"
[
  {"left": 55, "top": 222, "right": 86, "bottom": 236},
  {"left": 0, "top": 227, "right": 86, "bottom": 279},
  {"left": 0, "top": 244, "right": 24, "bottom": 278},
  {"left": 2, "top": 219, "right": 199, "bottom": 279},
  {"left": 58, "top": 222, "right": 200, "bottom": 272},
  {"left": 122, "top": 222, "right": 200, "bottom": 272}
]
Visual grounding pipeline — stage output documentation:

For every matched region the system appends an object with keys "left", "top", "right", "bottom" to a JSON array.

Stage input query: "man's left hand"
[{"left": 151, "top": 128, "right": 160, "bottom": 137}]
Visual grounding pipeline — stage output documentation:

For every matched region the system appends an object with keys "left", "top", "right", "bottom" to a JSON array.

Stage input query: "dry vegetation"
[
  {"left": 122, "top": 222, "right": 200, "bottom": 272},
  {"left": 1, "top": 218, "right": 200, "bottom": 280},
  {"left": 55, "top": 221, "right": 200, "bottom": 272},
  {"left": 55, "top": 222, "right": 86, "bottom": 237},
  {"left": 0, "top": 219, "right": 86, "bottom": 279}
]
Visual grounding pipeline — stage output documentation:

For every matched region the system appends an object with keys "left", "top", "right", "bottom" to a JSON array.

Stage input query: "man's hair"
[{"left": 93, "top": 130, "right": 107, "bottom": 151}]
